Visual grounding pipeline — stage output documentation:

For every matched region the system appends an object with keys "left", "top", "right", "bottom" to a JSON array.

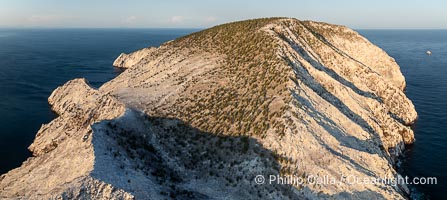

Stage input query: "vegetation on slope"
[{"left": 165, "top": 18, "right": 292, "bottom": 138}]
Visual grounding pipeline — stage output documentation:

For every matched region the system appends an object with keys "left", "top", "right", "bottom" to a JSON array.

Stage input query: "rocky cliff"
[{"left": 0, "top": 18, "right": 417, "bottom": 199}]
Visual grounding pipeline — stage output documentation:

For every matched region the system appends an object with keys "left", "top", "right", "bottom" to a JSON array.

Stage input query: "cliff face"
[{"left": 0, "top": 18, "right": 416, "bottom": 199}]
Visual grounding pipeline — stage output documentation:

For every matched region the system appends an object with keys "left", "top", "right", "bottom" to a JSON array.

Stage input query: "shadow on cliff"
[
  {"left": 289, "top": 29, "right": 409, "bottom": 126},
  {"left": 275, "top": 29, "right": 383, "bottom": 104},
  {"left": 290, "top": 89, "right": 378, "bottom": 177},
  {"left": 89, "top": 110, "right": 303, "bottom": 199},
  {"left": 289, "top": 60, "right": 386, "bottom": 150},
  {"left": 275, "top": 30, "right": 390, "bottom": 161},
  {"left": 298, "top": 22, "right": 382, "bottom": 79},
  {"left": 283, "top": 50, "right": 391, "bottom": 177}
]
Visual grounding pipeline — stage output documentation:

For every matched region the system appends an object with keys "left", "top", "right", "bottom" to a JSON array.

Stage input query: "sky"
[{"left": 0, "top": 0, "right": 446, "bottom": 29}]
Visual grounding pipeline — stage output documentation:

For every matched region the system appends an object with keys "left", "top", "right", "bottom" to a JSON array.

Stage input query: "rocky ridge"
[{"left": 0, "top": 18, "right": 417, "bottom": 199}]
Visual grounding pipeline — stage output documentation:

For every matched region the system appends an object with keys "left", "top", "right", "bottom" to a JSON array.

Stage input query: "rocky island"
[{"left": 0, "top": 18, "right": 417, "bottom": 199}]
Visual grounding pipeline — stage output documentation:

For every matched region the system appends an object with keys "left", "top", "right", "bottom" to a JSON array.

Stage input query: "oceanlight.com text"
[{"left": 254, "top": 174, "right": 437, "bottom": 186}]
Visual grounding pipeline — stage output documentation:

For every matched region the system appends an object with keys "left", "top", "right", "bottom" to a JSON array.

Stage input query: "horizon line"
[{"left": 1, "top": 26, "right": 447, "bottom": 30}]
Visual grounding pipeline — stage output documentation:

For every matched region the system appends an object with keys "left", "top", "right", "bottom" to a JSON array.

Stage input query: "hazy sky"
[{"left": 0, "top": 0, "right": 446, "bottom": 29}]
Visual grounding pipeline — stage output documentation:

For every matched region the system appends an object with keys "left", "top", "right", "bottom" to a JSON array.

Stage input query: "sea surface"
[
  {"left": 0, "top": 28, "right": 196, "bottom": 174},
  {"left": 359, "top": 30, "right": 447, "bottom": 199},
  {"left": 0, "top": 29, "right": 445, "bottom": 199}
]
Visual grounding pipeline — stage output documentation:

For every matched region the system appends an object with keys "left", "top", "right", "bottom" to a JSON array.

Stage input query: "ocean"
[{"left": 0, "top": 29, "right": 445, "bottom": 199}]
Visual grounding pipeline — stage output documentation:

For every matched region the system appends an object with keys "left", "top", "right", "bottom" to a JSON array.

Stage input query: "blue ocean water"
[
  {"left": 359, "top": 30, "right": 447, "bottom": 199},
  {"left": 0, "top": 28, "right": 196, "bottom": 174}
]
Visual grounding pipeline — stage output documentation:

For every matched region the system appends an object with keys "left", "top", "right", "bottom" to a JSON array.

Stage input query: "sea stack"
[{"left": 0, "top": 18, "right": 417, "bottom": 199}]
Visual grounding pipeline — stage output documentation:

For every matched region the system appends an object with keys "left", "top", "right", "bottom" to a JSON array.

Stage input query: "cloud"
[
  {"left": 170, "top": 16, "right": 184, "bottom": 23},
  {"left": 28, "top": 15, "right": 55, "bottom": 22},
  {"left": 125, "top": 16, "right": 137, "bottom": 23},
  {"left": 204, "top": 16, "right": 217, "bottom": 23}
]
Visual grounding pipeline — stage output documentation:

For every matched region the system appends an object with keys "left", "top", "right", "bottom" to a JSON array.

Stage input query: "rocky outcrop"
[
  {"left": 1, "top": 18, "right": 416, "bottom": 199},
  {"left": 0, "top": 79, "right": 132, "bottom": 199},
  {"left": 113, "top": 47, "right": 157, "bottom": 69}
]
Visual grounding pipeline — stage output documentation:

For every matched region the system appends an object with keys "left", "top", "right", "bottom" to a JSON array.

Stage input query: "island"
[{"left": 0, "top": 18, "right": 417, "bottom": 199}]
